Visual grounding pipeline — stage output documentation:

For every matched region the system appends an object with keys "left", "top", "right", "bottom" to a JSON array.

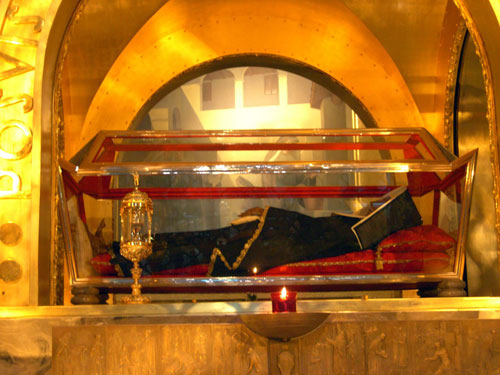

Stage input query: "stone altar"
[{"left": 1, "top": 297, "right": 500, "bottom": 374}]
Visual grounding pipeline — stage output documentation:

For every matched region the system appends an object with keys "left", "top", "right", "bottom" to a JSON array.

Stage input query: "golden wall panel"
[
  {"left": 455, "top": 34, "right": 500, "bottom": 295},
  {"left": 454, "top": 0, "right": 500, "bottom": 290},
  {"left": 0, "top": 0, "right": 52, "bottom": 306},
  {"left": 58, "top": 0, "right": 166, "bottom": 159},
  {"left": 342, "top": 0, "right": 455, "bottom": 141}
]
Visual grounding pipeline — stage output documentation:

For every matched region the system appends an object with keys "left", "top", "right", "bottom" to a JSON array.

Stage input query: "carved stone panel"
[
  {"left": 53, "top": 326, "right": 106, "bottom": 375},
  {"left": 300, "top": 322, "right": 366, "bottom": 374},
  {"left": 52, "top": 320, "right": 500, "bottom": 375},
  {"left": 53, "top": 324, "right": 268, "bottom": 375}
]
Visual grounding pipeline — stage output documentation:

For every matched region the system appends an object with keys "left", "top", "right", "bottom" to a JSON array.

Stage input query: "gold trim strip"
[
  {"left": 282, "top": 257, "right": 449, "bottom": 268},
  {"left": 377, "top": 241, "right": 456, "bottom": 251},
  {"left": 207, "top": 206, "right": 269, "bottom": 275},
  {"left": 375, "top": 249, "right": 383, "bottom": 270}
]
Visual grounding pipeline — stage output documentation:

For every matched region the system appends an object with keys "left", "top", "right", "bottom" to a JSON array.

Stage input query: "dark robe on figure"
[{"left": 113, "top": 189, "right": 422, "bottom": 277}]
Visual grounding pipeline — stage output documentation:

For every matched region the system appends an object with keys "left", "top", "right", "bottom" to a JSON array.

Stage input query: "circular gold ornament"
[
  {"left": 0, "top": 121, "right": 33, "bottom": 160},
  {"left": 0, "top": 222, "right": 23, "bottom": 246},
  {"left": 0, "top": 260, "right": 22, "bottom": 283}
]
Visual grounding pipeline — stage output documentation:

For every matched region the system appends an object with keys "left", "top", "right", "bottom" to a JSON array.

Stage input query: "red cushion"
[
  {"left": 262, "top": 250, "right": 377, "bottom": 275},
  {"left": 90, "top": 253, "right": 117, "bottom": 276},
  {"left": 376, "top": 225, "right": 456, "bottom": 253},
  {"left": 261, "top": 250, "right": 450, "bottom": 275}
]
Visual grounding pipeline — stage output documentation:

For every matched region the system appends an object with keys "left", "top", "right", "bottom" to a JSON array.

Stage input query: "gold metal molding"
[
  {"left": 51, "top": 0, "right": 90, "bottom": 306},
  {"left": 443, "top": 21, "right": 467, "bottom": 151},
  {"left": 453, "top": 0, "right": 500, "bottom": 267}
]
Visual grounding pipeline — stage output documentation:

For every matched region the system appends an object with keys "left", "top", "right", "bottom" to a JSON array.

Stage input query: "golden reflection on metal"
[
  {"left": 0, "top": 90, "right": 33, "bottom": 113},
  {"left": 0, "top": 35, "right": 37, "bottom": 47},
  {"left": 0, "top": 120, "right": 32, "bottom": 160},
  {"left": 76, "top": 0, "right": 423, "bottom": 155},
  {"left": 342, "top": 0, "right": 453, "bottom": 141},
  {"left": 119, "top": 174, "right": 153, "bottom": 304},
  {"left": 0, "top": 222, "right": 22, "bottom": 246},
  {"left": 6, "top": 4, "right": 44, "bottom": 32},
  {"left": 0, "top": 50, "right": 34, "bottom": 81},
  {"left": 0, "top": 171, "right": 21, "bottom": 198},
  {"left": 453, "top": 0, "right": 500, "bottom": 265}
]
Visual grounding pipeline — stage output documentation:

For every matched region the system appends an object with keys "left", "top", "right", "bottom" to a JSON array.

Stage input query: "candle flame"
[{"left": 280, "top": 287, "right": 287, "bottom": 300}]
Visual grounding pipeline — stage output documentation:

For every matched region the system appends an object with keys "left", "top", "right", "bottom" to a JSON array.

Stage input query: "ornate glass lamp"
[{"left": 120, "top": 174, "right": 153, "bottom": 304}]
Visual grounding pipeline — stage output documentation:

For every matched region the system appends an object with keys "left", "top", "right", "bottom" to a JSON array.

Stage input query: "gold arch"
[{"left": 77, "top": 0, "right": 424, "bottom": 154}]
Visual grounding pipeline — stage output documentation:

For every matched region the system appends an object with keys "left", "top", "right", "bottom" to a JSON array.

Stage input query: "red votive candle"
[{"left": 271, "top": 287, "right": 297, "bottom": 313}]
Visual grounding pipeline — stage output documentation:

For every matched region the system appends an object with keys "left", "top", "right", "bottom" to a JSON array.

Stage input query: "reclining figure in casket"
[{"left": 110, "top": 187, "right": 452, "bottom": 277}]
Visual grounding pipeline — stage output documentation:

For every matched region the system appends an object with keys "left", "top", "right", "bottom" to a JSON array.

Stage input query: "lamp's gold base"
[{"left": 121, "top": 262, "right": 150, "bottom": 304}]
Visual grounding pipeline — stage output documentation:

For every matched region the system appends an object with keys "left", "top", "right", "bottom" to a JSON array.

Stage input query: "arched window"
[
  {"left": 243, "top": 67, "right": 279, "bottom": 107},
  {"left": 201, "top": 70, "right": 235, "bottom": 110}
]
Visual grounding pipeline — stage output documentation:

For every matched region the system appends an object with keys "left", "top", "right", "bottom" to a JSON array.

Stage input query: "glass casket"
[{"left": 58, "top": 128, "right": 477, "bottom": 295}]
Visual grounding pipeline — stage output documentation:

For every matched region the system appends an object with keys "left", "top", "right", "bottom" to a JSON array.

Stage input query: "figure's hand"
[{"left": 239, "top": 207, "right": 264, "bottom": 217}]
